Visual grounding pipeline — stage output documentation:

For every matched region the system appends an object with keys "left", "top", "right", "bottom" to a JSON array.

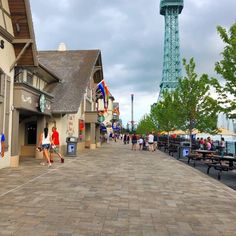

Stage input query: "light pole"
[{"left": 131, "top": 94, "right": 134, "bottom": 132}]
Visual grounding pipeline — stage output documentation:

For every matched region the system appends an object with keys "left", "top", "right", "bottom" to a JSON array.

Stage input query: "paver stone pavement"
[{"left": 0, "top": 141, "right": 236, "bottom": 235}]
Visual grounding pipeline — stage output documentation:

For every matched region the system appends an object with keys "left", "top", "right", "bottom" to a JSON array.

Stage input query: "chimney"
[{"left": 58, "top": 42, "right": 67, "bottom": 51}]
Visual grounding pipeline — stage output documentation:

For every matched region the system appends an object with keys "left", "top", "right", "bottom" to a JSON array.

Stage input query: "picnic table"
[
  {"left": 194, "top": 149, "right": 216, "bottom": 158},
  {"left": 206, "top": 155, "right": 236, "bottom": 180},
  {"left": 187, "top": 150, "right": 216, "bottom": 167}
]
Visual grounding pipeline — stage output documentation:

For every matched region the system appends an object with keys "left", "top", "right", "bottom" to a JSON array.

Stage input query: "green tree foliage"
[
  {"left": 175, "top": 58, "right": 219, "bottom": 146},
  {"left": 215, "top": 23, "right": 236, "bottom": 117},
  {"left": 151, "top": 91, "right": 179, "bottom": 133},
  {"left": 151, "top": 91, "right": 179, "bottom": 146},
  {"left": 136, "top": 115, "right": 157, "bottom": 135}
]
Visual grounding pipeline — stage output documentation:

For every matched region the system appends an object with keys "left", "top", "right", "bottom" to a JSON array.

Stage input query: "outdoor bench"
[
  {"left": 205, "top": 155, "right": 236, "bottom": 180},
  {"left": 206, "top": 161, "right": 231, "bottom": 180},
  {"left": 187, "top": 153, "right": 203, "bottom": 167},
  {"left": 168, "top": 145, "right": 179, "bottom": 156},
  {"left": 157, "top": 142, "right": 165, "bottom": 150}
]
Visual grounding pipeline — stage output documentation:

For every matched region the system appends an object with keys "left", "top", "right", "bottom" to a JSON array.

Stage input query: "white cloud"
[{"left": 29, "top": 0, "right": 236, "bottom": 126}]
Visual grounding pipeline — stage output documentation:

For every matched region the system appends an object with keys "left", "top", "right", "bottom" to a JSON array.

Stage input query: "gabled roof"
[{"left": 38, "top": 50, "right": 101, "bottom": 114}]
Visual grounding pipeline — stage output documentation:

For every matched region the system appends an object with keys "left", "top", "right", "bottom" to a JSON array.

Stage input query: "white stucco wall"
[
  {"left": 49, "top": 105, "right": 84, "bottom": 147},
  {"left": 0, "top": 39, "right": 15, "bottom": 168},
  {"left": 98, "top": 97, "right": 114, "bottom": 130}
]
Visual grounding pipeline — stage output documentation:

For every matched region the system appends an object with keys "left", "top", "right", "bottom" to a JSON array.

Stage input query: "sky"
[{"left": 29, "top": 0, "right": 236, "bottom": 126}]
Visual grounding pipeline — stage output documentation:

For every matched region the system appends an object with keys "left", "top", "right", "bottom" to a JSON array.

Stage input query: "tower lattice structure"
[{"left": 158, "top": 0, "right": 184, "bottom": 100}]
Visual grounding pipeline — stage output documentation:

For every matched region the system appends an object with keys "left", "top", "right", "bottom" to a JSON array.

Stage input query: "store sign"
[
  {"left": 38, "top": 94, "right": 46, "bottom": 112},
  {"left": 0, "top": 40, "right": 4, "bottom": 49},
  {"left": 97, "top": 115, "right": 105, "bottom": 123},
  {"left": 67, "top": 114, "right": 75, "bottom": 136}
]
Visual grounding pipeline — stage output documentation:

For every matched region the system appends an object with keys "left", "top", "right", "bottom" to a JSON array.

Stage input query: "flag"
[{"left": 97, "top": 80, "right": 109, "bottom": 110}]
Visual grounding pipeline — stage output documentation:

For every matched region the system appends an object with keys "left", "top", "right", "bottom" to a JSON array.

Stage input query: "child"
[{"left": 138, "top": 136, "right": 144, "bottom": 150}]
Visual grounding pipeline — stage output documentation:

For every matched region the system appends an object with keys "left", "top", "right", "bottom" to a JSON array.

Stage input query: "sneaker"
[
  {"left": 61, "top": 158, "right": 64, "bottom": 163},
  {"left": 48, "top": 163, "right": 52, "bottom": 168},
  {"left": 40, "top": 162, "right": 45, "bottom": 166},
  {"left": 47, "top": 160, "right": 54, "bottom": 163}
]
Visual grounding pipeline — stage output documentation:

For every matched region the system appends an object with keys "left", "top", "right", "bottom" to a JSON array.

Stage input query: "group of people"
[
  {"left": 38, "top": 127, "right": 64, "bottom": 167},
  {"left": 124, "top": 132, "right": 158, "bottom": 151},
  {"left": 123, "top": 133, "right": 130, "bottom": 144},
  {"left": 0, "top": 127, "right": 64, "bottom": 167},
  {"left": 196, "top": 136, "right": 226, "bottom": 156}
]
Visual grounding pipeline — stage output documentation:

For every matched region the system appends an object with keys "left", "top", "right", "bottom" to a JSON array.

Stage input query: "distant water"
[{"left": 196, "top": 134, "right": 236, "bottom": 142}]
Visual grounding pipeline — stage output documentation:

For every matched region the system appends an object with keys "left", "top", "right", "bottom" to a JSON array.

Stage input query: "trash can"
[
  {"left": 66, "top": 137, "right": 78, "bottom": 156},
  {"left": 178, "top": 141, "right": 190, "bottom": 159}
]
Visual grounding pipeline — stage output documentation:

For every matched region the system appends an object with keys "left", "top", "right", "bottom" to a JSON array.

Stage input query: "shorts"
[
  {"left": 132, "top": 140, "right": 137, "bottom": 144},
  {"left": 42, "top": 144, "right": 51, "bottom": 150},
  {"left": 148, "top": 142, "right": 153, "bottom": 145}
]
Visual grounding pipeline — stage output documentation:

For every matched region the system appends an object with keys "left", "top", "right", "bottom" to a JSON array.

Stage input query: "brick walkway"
[{"left": 0, "top": 141, "right": 236, "bottom": 235}]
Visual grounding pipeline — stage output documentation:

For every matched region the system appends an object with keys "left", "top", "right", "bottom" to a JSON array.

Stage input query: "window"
[
  {"left": 26, "top": 71, "right": 33, "bottom": 86},
  {"left": 14, "top": 68, "right": 23, "bottom": 83}
]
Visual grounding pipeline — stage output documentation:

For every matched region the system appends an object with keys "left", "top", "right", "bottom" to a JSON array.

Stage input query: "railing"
[
  {"left": 160, "top": 0, "right": 184, "bottom": 13},
  {"left": 160, "top": 0, "right": 183, "bottom": 5}
]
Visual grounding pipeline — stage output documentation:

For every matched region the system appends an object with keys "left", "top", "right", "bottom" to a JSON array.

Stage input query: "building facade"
[
  {"left": 0, "top": 0, "right": 15, "bottom": 168},
  {"left": 0, "top": 0, "right": 105, "bottom": 169},
  {"left": 38, "top": 48, "right": 104, "bottom": 152}
]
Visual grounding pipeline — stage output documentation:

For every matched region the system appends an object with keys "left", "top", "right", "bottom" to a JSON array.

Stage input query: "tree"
[
  {"left": 151, "top": 91, "right": 179, "bottom": 147},
  {"left": 136, "top": 115, "right": 157, "bottom": 135},
  {"left": 175, "top": 58, "right": 219, "bottom": 147},
  {"left": 215, "top": 23, "right": 236, "bottom": 118}
]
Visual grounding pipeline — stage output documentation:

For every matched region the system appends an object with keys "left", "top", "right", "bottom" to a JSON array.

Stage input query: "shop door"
[{"left": 26, "top": 122, "right": 37, "bottom": 144}]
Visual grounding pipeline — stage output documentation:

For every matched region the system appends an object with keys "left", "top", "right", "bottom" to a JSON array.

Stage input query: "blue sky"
[{"left": 30, "top": 0, "right": 236, "bottom": 126}]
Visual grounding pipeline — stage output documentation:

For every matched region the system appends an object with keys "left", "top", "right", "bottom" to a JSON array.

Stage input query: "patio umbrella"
[
  {"left": 170, "top": 130, "right": 187, "bottom": 135},
  {"left": 217, "top": 128, "right": 236, "bottom": 136}
]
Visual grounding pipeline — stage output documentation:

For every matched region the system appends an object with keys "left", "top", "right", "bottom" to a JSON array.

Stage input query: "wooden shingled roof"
[{"left": 38, "top": 50, "right": 102, "bottom": 114}]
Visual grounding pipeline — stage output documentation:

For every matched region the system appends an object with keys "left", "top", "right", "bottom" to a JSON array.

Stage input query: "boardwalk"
[{"left": 0, "top": 141, "right": 236, "bottom": 236}]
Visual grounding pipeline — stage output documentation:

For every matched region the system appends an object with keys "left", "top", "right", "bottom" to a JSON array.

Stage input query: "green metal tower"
[{"left": 158, "top": 0, "right": 184, "bottom": 100}]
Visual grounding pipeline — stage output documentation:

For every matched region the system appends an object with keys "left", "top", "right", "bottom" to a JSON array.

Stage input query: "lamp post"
[{"left": 131, "top": 94, "right": 134, "bottom": 132}]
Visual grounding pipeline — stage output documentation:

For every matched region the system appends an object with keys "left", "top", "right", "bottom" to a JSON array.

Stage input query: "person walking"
[
  {"left": 138, "top": 136, "right": 144, "bottom": 150},
  {"left": 50, "top": 127, "right": 64, "bottom": 163},
  {"left": 131, "top": 133, "right": 138, "bottom": 151},
  {"left": 0, "top": 132, "right": 5, "bottom": 158},
  {"left": 148, "top": 132, "right": 154, "bottom": 152},
  {"left": 123, "top": 134, "right": 127, "bottom": 144},
  {"left": 39, "top": 127, "right": 52, "bottom": 167},
  {"left": 153, "top": 133, "right": 158, "bottom": 151},
  {"left": 127, "top": 134, "right": 130, "bottom": 144}
]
